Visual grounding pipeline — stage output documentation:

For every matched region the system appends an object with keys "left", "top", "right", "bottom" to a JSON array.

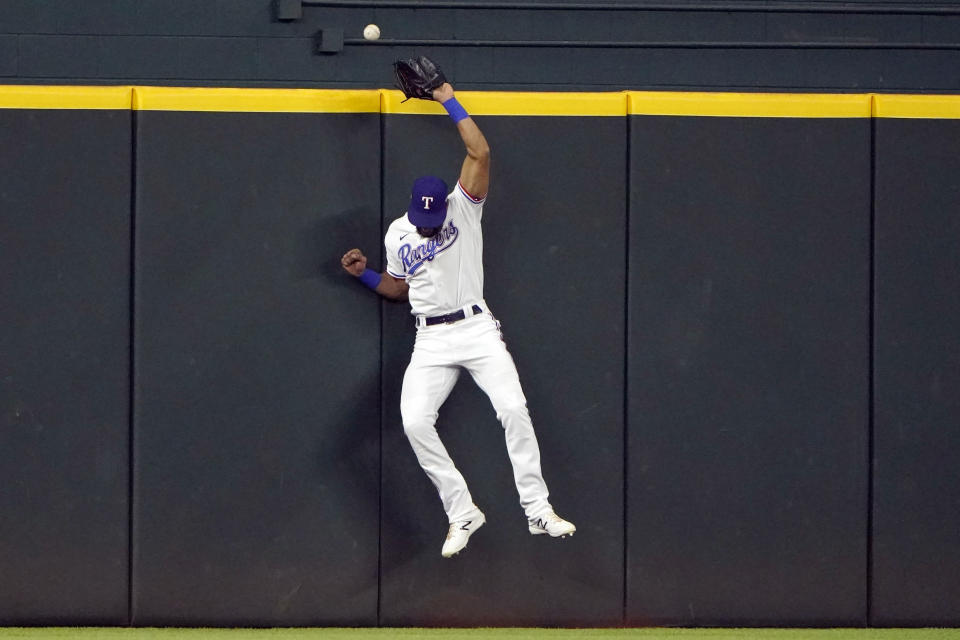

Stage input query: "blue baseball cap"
[{"left": 407, "top": 176, "right": 449, "bottom": 228}]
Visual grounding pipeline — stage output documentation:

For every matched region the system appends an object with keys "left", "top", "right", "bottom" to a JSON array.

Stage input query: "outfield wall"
[
  {"left": 627, "top": 97, "right": 872, "bottom": 626},
  {"left": 3, "top": 0, "right": 960, "bottom": 93},
  {"left": 0, "top": 86, "right": 958, "bottom": 627},
  {"left": 0, "top": 86, "right": 131, "bottom": 626}
]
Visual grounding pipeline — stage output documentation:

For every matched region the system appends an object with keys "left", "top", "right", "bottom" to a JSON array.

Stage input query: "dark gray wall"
[
  {"left": 131, "top": 110, "right": 382, "bottom": 625},
  {"left": 379, "top": 114, "right": 625, "bottom": 626},
  {"left": 2, "top": 88, "right": 960, "bottom": 627},
  {"left": 0, "top": 108, "right": 131, "bottom": 624},
  {"left": 627, "top": 116, "right": 871, "bottom": 626},
  {"left": 872, "top": 118, "right": 960, "bottom": 626},
  {"left": 1, "top": 0, "right": 960, "bottom": 91}
]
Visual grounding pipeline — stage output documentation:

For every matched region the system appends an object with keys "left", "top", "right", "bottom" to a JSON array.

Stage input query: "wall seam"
[
  {"left": 622, "top": 95, "right": 631, "bottom": 626},
  {"left": 866, "top": 92, "right": 877, "bottom": 627},
  {"left": 126, "top": 88, "right": 138, "bottom": 627},
  {"left": 376, "top": 92, "right": 386, "bottom": 629}
]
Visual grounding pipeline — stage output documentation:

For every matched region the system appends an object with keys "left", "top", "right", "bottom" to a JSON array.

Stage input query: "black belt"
[{"left": 421, "top": 304, "right": 483, "bottom": 327}]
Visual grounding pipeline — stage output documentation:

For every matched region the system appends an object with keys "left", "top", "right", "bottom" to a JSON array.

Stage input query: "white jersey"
[{"left": 385, "top": 181, "right": 486, "bottom": 317}]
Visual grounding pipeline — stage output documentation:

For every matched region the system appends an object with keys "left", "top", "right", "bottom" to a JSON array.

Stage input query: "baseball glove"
[{"left": 393, "top": 56, "right": 447, "bottom": 102}]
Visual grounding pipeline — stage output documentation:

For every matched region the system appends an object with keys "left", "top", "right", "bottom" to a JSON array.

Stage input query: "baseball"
[{"left": 363, "top": 24, "right": 380, "bottom": 40}]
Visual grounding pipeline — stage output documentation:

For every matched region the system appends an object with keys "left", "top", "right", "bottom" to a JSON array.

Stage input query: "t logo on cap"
[{"left": 408, "top": 176, "right": 449, "bottom": 228}]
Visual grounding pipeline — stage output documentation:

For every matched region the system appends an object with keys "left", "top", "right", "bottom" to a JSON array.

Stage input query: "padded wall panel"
[
  {"left": 5, "top": 2, "right": 960, "bottom": 92},
  {"left": 627, "top": 115, "right": 870, "bottom": 626},
  {"left": 132, "top": 109, "right": 380, "bottom": 625},
  {"left": 0, "top": 107, "right": 130, "bottom": 624},
  {"left": 872, "top": 117, "right": 960, "bottom": 626},
  {"left": 379, "top": 114, "right": 625, "bottom": 626}
]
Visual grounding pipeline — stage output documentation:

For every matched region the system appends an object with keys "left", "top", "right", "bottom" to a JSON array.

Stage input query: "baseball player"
[{"left": 341, "top": 74, "right": 575, "bottom": 558}]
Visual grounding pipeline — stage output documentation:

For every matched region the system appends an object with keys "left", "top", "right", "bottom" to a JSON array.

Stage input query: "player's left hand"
[
  {"left": 393, "top": 55, "right": 447, "bottom": 101},
  {"left": 432, "top": 82, "right": 454, "bottom": 103},
  {"left": 341, "top": 248, "right": 367, "bottom": 277}
]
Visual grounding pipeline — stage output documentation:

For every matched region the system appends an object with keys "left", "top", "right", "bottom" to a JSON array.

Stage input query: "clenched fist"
[{"left": 341, "top": 248, "right": 367, "bottom": 277}]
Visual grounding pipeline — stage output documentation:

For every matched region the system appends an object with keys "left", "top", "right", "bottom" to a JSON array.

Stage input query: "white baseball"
[{"left": 363, "top": 24, "right": 381, "bottom": 41}]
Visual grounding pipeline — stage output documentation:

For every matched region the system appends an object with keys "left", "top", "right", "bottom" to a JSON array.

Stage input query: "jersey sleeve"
[
  {"left": 450, "top": 181, "right": 485, "bottom": 221},
  {"left": 384, "top": 230, "right": 405, "bottom": 279},
  {"left": 456, "top": 181, "right": 485, "bottom": 206}
]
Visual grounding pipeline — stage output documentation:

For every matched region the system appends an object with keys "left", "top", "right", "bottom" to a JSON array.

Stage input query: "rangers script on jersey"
[{"left": 385, "top": 181, "right": 486, "bottom": 317}]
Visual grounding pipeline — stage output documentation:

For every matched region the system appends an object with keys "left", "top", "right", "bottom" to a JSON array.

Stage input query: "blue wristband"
[
  {"left": 358, "top": 268, "right": 381, "bottom": 290},
  {"left": 442, "top": 97, "right": 469, "bottom": 123}
]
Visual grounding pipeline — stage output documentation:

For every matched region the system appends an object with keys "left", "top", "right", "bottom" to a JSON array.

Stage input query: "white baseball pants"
[{"left": 399, "top": 310, "right": 554, "bottom": 523}]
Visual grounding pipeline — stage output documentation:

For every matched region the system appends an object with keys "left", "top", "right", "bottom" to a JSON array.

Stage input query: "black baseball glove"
[{"left": 393, "top": 56, "right": 447, "bottom": 102}]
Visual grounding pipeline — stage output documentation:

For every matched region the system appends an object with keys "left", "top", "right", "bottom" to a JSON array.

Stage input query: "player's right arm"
[{"left": 341, "top": 248, "right": 409, "bottom": 301}]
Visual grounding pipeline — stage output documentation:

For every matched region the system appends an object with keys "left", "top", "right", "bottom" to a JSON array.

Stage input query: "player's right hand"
[{"left": 341, "top": 248, "right": 367, "bottom": 277}]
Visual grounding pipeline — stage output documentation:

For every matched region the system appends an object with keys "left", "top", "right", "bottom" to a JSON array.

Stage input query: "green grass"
[{"left": 1, "top": 629, "right": 959, "bottom": 640}]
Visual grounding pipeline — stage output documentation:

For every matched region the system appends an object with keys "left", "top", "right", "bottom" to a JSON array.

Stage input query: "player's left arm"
[{"left": 432, "top": 82, "right": 489, "bottom": 200}]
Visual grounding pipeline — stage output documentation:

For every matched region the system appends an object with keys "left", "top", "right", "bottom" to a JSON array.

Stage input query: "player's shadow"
[
  {"left": 294, "top": 206, "right": 381, "bottom": 285},
  {"left": 304, "top": 204, "right": 431, "bottom": 571},
  {"left": 303, "top": 205, "right": 485, "bottom": 575},
  {"left": 324, "top": 335, "right": 439, "bottom": 578}
]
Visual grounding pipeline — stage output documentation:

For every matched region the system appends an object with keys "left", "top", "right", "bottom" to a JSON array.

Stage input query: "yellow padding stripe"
[
  {"left": 132, "top": 87, "right": 381, "bottom": 113},
  {"left": 4, "top": 85, "right": 960, "bottom": 119},
  {"left": 381, "top": 89, "right": 626, "bottom": 116},
  {"left": 0, "top": 85, "right": 132, "bottom": 110},
  {"left": 628, "top": 91, "right": 871, "bottom": 118},
  {"left": 873, "top": 94, "right": 960, "bottom": 119}
]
